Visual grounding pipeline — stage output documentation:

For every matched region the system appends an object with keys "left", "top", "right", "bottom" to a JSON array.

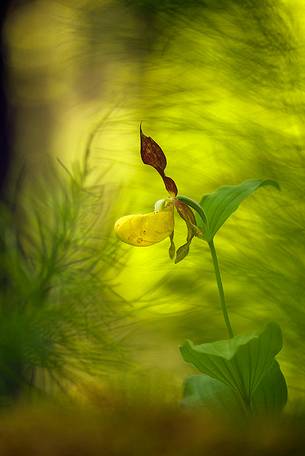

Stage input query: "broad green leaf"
[
  {"left": 182, "top": 360, "right": 287, "bottom": 415},
  {"left": 198, "top": 179, "right": 280, "bottom": 241},
  {"left": 251, "top": 360, "right": 287, "bottom": 414},
  {"left": 180, "top": 322, "right": 282, "bottom": 405},
  {"left": 182, "top": 374, "right": 245, "bottom": 415}
]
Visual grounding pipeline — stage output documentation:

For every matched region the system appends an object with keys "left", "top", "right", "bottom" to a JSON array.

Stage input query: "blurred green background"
[{"left": 2, "top": 0, "right": 305, "bottom": 408}]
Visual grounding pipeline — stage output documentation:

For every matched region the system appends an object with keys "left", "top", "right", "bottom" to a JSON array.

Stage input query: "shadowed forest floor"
[{"left": 1, "top": 402, "right": 305, "bottom": 455}]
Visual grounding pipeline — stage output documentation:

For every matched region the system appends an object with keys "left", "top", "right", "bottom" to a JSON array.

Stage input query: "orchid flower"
[{"left": 114, "top": 126, "right": 202, "bottom": 263}]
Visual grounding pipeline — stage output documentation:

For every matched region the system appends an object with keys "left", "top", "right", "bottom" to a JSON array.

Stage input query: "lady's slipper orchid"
[{"left": 114, "top": 127, "right": 202, "bottom": 263}]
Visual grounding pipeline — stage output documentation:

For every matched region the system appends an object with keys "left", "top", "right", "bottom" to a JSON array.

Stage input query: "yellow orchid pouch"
[{"left": 114, "top": 208, "right": 174, "bottom": 247}]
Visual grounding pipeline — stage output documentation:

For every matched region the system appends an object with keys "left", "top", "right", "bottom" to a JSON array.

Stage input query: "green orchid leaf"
[
  {"left": 182, "top": 374, "right": 245, "bottom": 415},
  {"left": 180, "top": 322, "right": 283, "bottom": 405},
  {"left": 251, "top": 360, "right": 288, "bottom": 414},
  {"left": 182, "top": 359, "right": 287, "bottom": 415},
  {"left": 198, "top": 179, "right": 280, "bottom": 241}
]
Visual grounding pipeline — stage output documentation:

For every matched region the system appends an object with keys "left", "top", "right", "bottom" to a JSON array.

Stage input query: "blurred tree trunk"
[
  {"left": 0, "top": 0, "right": 13, "bottom": 200},
  {"left": 0, "top": 0, "right": 26, "bottom": 402}
]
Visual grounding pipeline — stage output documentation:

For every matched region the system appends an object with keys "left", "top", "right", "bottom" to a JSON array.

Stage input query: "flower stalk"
[{"left": 208, "top": 239, "right": 234, "bottom": 338}]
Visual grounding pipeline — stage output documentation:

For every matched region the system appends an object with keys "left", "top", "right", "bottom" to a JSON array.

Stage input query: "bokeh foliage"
[
  {"left": 3, "top": 0, "right": 305, "bottom": 406},
  {"left": 0, "top": 125, "right": 128, "bottom": 402}
]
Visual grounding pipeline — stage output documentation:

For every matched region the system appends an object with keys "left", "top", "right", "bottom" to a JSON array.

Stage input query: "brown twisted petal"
[
  {"left": 140, "top": 126, "right": 178, "bottom": 196},
  {"left": 174, "top": 199, "right": 196, "bottom": 227},
  {"left": 163, "top": 176, "right": 178, "bottom": 196},
  {"left": 174, "top": 200, "right": 197, "bottom": 263},
  {"left": 168, "top": 231, "right": 175, "bottom": 260}
]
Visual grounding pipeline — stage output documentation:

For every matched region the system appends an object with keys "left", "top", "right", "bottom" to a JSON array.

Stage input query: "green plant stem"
[{"left": 208, "top": 239, "right": 234, "bottom": 339}]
